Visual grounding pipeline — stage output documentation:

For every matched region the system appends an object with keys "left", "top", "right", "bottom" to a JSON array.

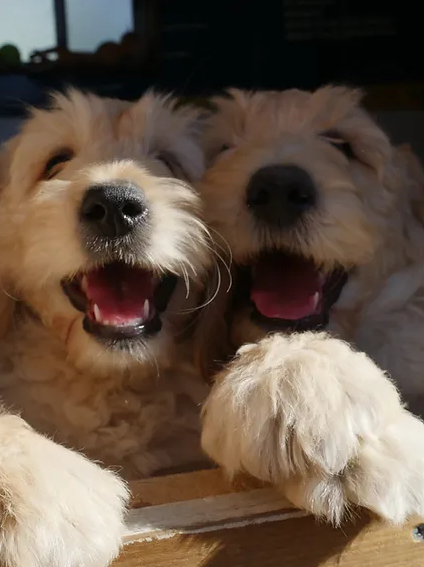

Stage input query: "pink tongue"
[
  {"left": 250, "top": 253, "right": 322, "bottom": 320},
  {"left": 85, "top": 263, "right": 154, "bottom": 325}
]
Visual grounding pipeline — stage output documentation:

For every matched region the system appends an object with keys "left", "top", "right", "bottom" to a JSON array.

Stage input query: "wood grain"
[
  {"left": 128, "top": 468, "right": 265, "bottom": 508},
  {"left": 117, "top": 514, "right": 422, "bottom": 567},
  {"left": 112, "top": 468, "right": 424, "bottom": 566},
  {"left": 124, "top": 488, "right": 298, "bottom": 543}
]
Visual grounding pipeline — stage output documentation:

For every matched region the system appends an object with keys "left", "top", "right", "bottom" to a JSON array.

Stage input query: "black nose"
[
  {"left": 80, "top": 182, "right": 148, "bottom": 239},
  {"left": 246, "top": 164, "right": 317, "bottom": 228}
]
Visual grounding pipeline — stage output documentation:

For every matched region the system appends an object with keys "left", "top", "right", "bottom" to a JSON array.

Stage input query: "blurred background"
[{"left": 0, "top": 0, "right": 423, "bottom": 149}]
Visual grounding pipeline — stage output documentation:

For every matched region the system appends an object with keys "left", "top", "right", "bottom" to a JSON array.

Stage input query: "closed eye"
[
  {"left": 320, "top": 130, "right": 355, "bottom": 160},
  {"left": 43, "top": 149, "right": 74, "bottom": 180}
]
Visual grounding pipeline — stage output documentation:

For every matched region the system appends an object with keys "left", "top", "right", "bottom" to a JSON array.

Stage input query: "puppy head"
[
  {"left": 199, "top": 86, "right": 421, "bottom": 348},
  {"left": 0, "top": 89, "right": 211, "bottom": 372}
]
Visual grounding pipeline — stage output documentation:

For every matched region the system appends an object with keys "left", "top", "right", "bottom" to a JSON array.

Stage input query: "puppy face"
[
  {"left": 199, "top": 86, "right": 418, "bottom": 347},
  {"left": 0, "top": 89, "right": 211, "bottom": 371}
]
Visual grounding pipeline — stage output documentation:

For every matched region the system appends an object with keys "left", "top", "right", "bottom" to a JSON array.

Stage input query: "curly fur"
[
  {"left": 0, "top": 89, "right": 212, "bottom": 566},
  {"left": 197, "top": 86, "right": 424, "bottom": 526}
]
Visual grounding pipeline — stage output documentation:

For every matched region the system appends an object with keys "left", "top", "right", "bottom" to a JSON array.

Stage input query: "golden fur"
[
  {"left": 197, "top": 86, "right": 424, "bottom": 525},
  {"left": 0, "top": 89, "right": 212, "bottom": 566}
]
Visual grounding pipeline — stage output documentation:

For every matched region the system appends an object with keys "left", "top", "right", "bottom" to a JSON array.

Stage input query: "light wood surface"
[
  {"left": 128, "top": 468, "right": 265, "bottom": 508},
  {"left": 111, "top": 468, "right": 423, "bottom": 566}
]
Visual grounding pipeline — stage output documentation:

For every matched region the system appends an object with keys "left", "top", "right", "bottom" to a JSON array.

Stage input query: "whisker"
[
  {"left": 177, "top": 256, "right": 224, "bottom": 316},
  {"left": 1, "top": 287, "right": 19, "bottom": 302},
  {"left": 180, "top": 263, "right": 190, "bottom": 299},
  {"left": 207, "top": 226, "right": 233, "bottom": 264}
]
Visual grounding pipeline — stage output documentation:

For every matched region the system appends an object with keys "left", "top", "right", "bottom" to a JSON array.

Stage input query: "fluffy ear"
[
  {"left": 200, "top": 88, "right": 254, "bottom": 167},
  {"left": 162, "top": 100, "right": 207, "bottom": 183},
  {"left": 119, "top": 91, "right": 206, "bottom": 183}
]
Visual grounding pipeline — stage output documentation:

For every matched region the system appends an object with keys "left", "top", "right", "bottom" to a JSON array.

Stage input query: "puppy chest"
[{"left": 0, "top": 345, "right": 202, "bottom": 477}]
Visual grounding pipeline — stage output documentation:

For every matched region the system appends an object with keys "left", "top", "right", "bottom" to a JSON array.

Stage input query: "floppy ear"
[
  {"left": 0, "top": 141, "right": 18, "bottom": 339},
  {"left": 200, "top": 88, "right": 252, "bottom": 167},
  {"left": 154, "top": 104, "right": 206, "bottom": 184},
  {"left": 119, "top": 91, "right": 206, "bottom": 183}
]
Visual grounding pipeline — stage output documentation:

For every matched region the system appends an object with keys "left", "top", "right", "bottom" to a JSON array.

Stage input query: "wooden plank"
[
  {"left": 124, "top": 487, "right": 299, "bottom": 542},
  {"left": 114, "top": 468, "right": 424, "bottom": 566},
  {"left": 128, "top": 468, "right": 265, "bottom": 508},
  {"left": 117, "top": 515, "right": 423, "bottom": 567}
]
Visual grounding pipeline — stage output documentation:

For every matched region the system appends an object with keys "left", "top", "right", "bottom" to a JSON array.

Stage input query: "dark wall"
[
  {"left": 153, "top": 0, "right": 422, "bottom": 95},
  {"left": 0, "top": 0, "right": 422, "bottom": 113}
]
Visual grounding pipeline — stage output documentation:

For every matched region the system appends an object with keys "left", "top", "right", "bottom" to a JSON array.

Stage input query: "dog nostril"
[
  {"left": 248, "top": 188, "right": 270, "bottom": 208},
  {"left": 287, "top": 187, "right": 315, "bottom": 208},
  {"left": 246, "top": 164, "right": 317, "bottom": 228},
  {"left": 121, "top": 201, "right": 143, "bottom": 218},
  {"left": 81, "top": 183, "right": 148, "bottom": 239},
  {"left": 83, "top": 202, "right": 108, "bottom": 223}
]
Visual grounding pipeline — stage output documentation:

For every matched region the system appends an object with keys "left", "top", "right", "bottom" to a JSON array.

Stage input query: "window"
[
  {"left": 0, "top": 0, "right": 55, "bottom": 62},
  {"left": 65, "top": 0, "right": 133, "bottom": 52},
  {"left": 0, "top": 0, "right": 134, "bottom": 62}
]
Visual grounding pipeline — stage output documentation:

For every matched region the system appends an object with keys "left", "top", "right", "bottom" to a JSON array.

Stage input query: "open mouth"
[
  {"left": 237, "top": 251, "right": 348, "bottom": 332},
  {"left": 62, "top": 262, "right": 177, "bottom": 342}
]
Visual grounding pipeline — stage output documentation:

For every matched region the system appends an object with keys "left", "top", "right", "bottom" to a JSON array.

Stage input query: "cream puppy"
[
  {"left": 0, "top": 89, "right": 212, "bottom": 566},
  {"left": 197, "top": 87, "right": 424, "bottom": 525}
]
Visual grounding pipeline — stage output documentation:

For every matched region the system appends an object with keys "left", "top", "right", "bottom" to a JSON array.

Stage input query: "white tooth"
[
  {"left": 313, "top": 292, "right": 320, "bottom": 310},
  {"left": 81, "top": 275, "right": 88, "bottom": 293},
  {"left": 143, "top": 300, "right": 150, "bottom": 320},
  {"left": 93, "top": 304, "right": 102, "bottom": 322}
]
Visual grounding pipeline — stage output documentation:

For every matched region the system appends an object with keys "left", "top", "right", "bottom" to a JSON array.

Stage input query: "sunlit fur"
[
  {"left": 0, "top": 90, "right": 213, "bottom": 566},
  {"left": 0, "top": 410, "right": 129, "bottom": 567},
  {"left": 197, "top": 86, "right": 424, "bottom": 526}
]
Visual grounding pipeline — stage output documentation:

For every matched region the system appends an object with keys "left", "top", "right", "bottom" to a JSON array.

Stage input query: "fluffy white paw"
[
  {"left": 201, "top": 332, "right": 424, "bottom": 525},
  {"left": 0, "top": 414, "right": 129, "bottom": 567}
]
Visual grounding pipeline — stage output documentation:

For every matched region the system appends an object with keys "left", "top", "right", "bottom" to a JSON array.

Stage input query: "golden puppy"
[
  {"left": 0, "top": 89, "right": 211, "bottom": 566},
  {"left": 198, "top": 86, "right": 424, "bottom": 525}
]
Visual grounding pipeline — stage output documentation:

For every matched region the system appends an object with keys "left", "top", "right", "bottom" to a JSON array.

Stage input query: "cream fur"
[
  {"left": 198, "top": 86, "right": 424, "bottom": 525},
  {"left": 0, "top": 410, "right": 129, "bottom": 567},
  {"left": 0, "top": 89, "right": 212, "bottom": 566}
]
